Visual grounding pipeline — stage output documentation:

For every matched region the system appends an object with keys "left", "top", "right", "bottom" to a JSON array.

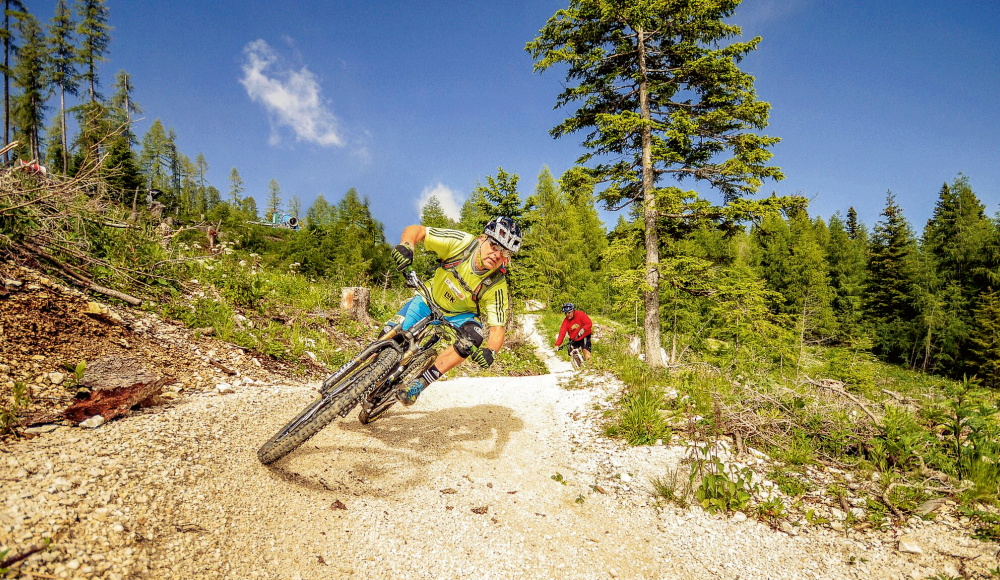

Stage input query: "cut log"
[
  {"left": 63, "top": 356, "right": 173, "bottom": 423},
  {"left": 340, "top": 287, "right": 372, "bottom": 325}
]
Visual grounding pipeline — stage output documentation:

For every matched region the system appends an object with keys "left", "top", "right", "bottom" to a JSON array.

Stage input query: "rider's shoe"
[{"left": 395, "top": 378, "right": 427, "bottom": 406}]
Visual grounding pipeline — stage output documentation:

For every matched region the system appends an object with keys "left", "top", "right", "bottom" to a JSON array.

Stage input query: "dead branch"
[
  {"left": 209, "top": 358, "right": 235, "bottom": 375},
  {"left": 19, "top": 242, "right": 142, "bottom": 306},
  {"left": 804, "top": 376, "right": 882, "bottom": 428},
  {"left": 0, "top": 541, "right": 49, "bottom": 568}
]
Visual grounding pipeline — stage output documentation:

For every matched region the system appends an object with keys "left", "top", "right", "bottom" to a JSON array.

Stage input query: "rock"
[
  {"left": 942, "top": 563, "right": 960, "bottom": 577},
  {"left": 916, "top": 498, "right": 946, "bottom": 517},
  {"left": 80, "top": 415, "right": 106, "bottom": 429},
  {"left": 620, "top": 473, "right": 632, "bottom": 483},
  {"left": 2, "top": 277, "right": 22, "bottom": 287},
  {"left": 49, "top": 372, "right": 66, "bottom": 385},
  {"left": 780, "top": 521, "right": 798, "bottom": 536},
  {"left": 898, "top": 535, "right": 923, "bottom": 555},
  {"left": 850, "top": 507, "right": 865, "bottom": 519},
  {"left": 84, "top": 302, "right": 124, "bottom": 325},
  {"left": 732, "top": 512, "right": 747, "bottom": 523},
  {"left": 831, "top": 508, "right": 847, "bottom": 521},
  {"left": 830, "top": 521, "right": 844, "bottom": 532},
  {"left": 216, "top": 383, "right": 234, "bottom": 394}
]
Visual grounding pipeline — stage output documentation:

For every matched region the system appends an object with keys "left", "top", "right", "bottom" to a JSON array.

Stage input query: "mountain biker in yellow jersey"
[{"left": 386, "top": 217, "right": 522, "bottom": 406}]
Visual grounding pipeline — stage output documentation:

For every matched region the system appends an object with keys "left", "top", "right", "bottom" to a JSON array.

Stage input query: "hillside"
[{"left": 1, "top": 287, "right": 997, "bottom": 579}]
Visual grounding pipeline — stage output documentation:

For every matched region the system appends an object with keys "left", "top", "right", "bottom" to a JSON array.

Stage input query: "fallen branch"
[
  {"left": 209, "top": 358, "right": 235, "bottom": 375},
  {"left": 0, "top": 541, "right": 48, "bottom": 569},
  {"left": 19, "top": 242, "right": 142, "bottom": 306},
  {"left": 805, "top": 376, "right": 882, "bottom": 428}
]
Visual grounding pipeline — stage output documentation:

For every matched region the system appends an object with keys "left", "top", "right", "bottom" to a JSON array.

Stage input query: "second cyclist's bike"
[
  {"left": 562, "top": 341, "right": 586, "bottom": 370},
  {"left": 257, "top": 270, "right": 472, "bottom": 465}
]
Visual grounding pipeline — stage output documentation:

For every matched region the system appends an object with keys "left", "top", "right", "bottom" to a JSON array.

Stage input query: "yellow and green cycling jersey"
[{"left": 424, "top": 227, "right": 509, "bottom": 327}]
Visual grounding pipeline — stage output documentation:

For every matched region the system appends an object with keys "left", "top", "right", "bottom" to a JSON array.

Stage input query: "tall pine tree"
[{"left": 528, "top": 0, "right": 783, "bottom": 366}]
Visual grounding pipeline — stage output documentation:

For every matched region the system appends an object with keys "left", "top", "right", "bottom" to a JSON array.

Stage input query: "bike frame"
[{"left": 323, "top": 270, "right": 470, "bottom": 404}]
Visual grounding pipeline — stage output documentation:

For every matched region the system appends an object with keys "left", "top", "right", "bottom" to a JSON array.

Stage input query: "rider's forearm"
[
  {"left": 487, "top": 326, "right": 505, "bottom": 352},
  {"left": 400, "top": 225, "right": 427, "bottom": 248}
]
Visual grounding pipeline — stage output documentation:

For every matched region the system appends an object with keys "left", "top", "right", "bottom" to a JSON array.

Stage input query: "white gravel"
[{"left": 1, "top": 315, "right": 995, "bottom": 579}]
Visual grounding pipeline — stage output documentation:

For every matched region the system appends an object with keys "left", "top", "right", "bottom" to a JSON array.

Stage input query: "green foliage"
[
  {"left": 970, "top": 290, "right": 1000, "bottom": 387},
  {"left": 1, "top": 381, "right": 30, "bottom": 436},
  {"left": 651, "top": 466, "right": 690, "bottom": 507},
  {"left": 866, "top": 191, "right": 920, "bottom": 362},
  {"left": 958, "top": 505, "right": 1000, "bottom": 543},
  {"left": 604, "top": 383, "right": 671, "bottom": 446},
  {"left": 768, "top": 470, "right": 811, "bottom": 497},
  {"left": 936, "top": 376, "right": 1000, "bottom": 501},
  {"left": 691, "top": 449, "right": 755, "bottom": 514},
  {"left": 755, "top": 496, "right": 786, "bottom": 525},
  {"left": 551, "top": 472, "right": 567, "bottom": 485}
]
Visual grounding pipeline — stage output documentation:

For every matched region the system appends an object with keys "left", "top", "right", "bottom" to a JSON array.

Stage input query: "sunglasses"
[{"left": 486, "top": 238, "right": 512, "bottom": 258}]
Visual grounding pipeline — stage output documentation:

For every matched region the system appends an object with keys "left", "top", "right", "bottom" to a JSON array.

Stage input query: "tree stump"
[{"left": 340, "top": 287, "right": 373, "bottom": 326}]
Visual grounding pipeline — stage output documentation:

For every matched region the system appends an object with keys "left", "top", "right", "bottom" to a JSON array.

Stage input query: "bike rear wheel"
[{"left": 257, "top": 347, "right": 401, "bottom": 464}]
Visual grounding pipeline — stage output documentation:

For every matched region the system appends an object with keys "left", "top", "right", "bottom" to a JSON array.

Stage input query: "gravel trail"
[{"left": 2, "top": 315, "right": 995, "bottom": 579}]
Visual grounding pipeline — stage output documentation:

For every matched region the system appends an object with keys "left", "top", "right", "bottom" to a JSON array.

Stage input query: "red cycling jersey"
[{"left": 555, "top": 310, "right": 592, "bottom": 346}]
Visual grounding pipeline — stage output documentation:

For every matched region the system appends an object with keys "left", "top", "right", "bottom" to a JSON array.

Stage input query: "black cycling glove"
[
  {"left": 471, "top": 347, "right": 495, "bottom": 369},
  {"left": 391, "top": 243, "right": 414, "bottom": 271}
]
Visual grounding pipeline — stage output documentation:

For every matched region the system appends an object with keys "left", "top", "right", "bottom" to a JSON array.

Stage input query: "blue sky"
[{"left": 36, "top": 0, "right": 1000, "bottom": 238}]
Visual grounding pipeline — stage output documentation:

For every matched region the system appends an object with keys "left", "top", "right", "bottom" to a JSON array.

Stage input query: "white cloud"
[
  {"left": 240, "top": 39, "right": 344, "bottom": 147},
  {"left": 417, "top": 183, "right": 463, "bottom": 221}
]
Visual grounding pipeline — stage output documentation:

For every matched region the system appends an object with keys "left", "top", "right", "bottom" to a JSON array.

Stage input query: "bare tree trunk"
[
  {"left": 60, "top": 85, "right": 68, "bottom": 171},
  {"left": 636, "top": 25, "right": 663, "bottom": 368},
  {"left": 3, "top": 1, "right": 9, "bottom": 165}
]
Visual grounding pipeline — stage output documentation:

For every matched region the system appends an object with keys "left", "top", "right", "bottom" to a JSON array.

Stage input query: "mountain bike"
[
  {"left": 257, "top": 269, "right": 472, "bottom": 465},
  {"left": 562, "top": 341, "right": 586, "bottom": 370}
]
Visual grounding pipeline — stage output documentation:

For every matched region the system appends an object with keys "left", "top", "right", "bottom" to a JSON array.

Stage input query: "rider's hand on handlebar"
[
  {"left": 471, "top": 347, "right": 495, "bottom": 369},
  {"left": 391, "top": 243, "right": 414, "bottom": 272}
]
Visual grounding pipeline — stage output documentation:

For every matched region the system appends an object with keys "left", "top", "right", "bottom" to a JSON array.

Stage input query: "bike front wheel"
[
  {"left": 570, "top": 348, "right": 585, "bottom": 370},
  {"left": 257, "top": 347, "right": 401, "bottom": 464}
]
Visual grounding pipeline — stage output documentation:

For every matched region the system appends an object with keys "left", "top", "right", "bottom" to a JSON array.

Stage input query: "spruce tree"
[
  {"left": 419, "top": 195, "right": 454, "bottom": 228},
  {"left": 305, "top": 194, "right": 332, "bottom": 228},
  {"left": 969, "top": 290, "right": 1000, "bottom": 388},
  {"left": 266, "top": 179, "right": 281, "bottom": 219},
  {"left": 1, "top": 0, "right": 25, "bottom": 159},
  {"left": 866, "top": 191, "right": 919, "bottom": 363},
  {"left": 139, "top": 120, "right": 169, "bottom": 191},
  {"left": 11, "top": 10, "right": 47, "bottom": 162},
  {"left": 473, "top": 167, "right": 534, "bottom": 225},
  {"left": 46, "top": 0, "right": 77, "bottom": 172},
  {"left": 108, "top": 69, "right": 141, "bottom": 143},
  {"left": 528, "top": 0, "right": 783, "bottom": 366},
  {"left": 74, "top": 0, "right": 109, "bottom": 103},
  {"left": 826, "top": 213, "right": 867, "bottom": 341},
  {"left": 228, "top": 167, "right": 244, "bottom": 205}
]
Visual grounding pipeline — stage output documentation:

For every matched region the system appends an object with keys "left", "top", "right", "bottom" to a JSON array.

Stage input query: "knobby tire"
[{"left": 257, "top": 348, "right": 401, "bottom": 464}]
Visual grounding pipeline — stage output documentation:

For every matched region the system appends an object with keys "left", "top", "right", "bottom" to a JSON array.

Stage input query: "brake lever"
[{"left": 404, "top": 270, "right": 419, "bottom": 289}]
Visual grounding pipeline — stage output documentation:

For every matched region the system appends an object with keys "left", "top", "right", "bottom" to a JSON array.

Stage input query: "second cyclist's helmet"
[
  {"left": 562, "top": 303, "right": 575, "bottom": 313},
  {"left": 484, "top": 216, "right": 522, "bottom": 254}
]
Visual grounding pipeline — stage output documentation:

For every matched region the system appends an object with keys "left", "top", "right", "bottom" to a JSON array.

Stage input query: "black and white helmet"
[{"left": 484, "top": 216, "right": 522, "bottom": 254}]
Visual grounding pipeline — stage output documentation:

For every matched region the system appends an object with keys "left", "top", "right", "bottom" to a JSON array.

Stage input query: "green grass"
[{"left": 590, "top": 324, "right": 1000, "bottom": 521}]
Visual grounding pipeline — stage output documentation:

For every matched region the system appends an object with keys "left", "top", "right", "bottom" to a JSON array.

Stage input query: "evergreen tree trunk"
[
  {"left": 3, "top": 2, "right": 8, "bottom": 163},
  {"left": 637, "top": 25, "right": 663, "bottom": 367},
  {"left": 60, "top": 86, "right": 67, "bottom": 170}
]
